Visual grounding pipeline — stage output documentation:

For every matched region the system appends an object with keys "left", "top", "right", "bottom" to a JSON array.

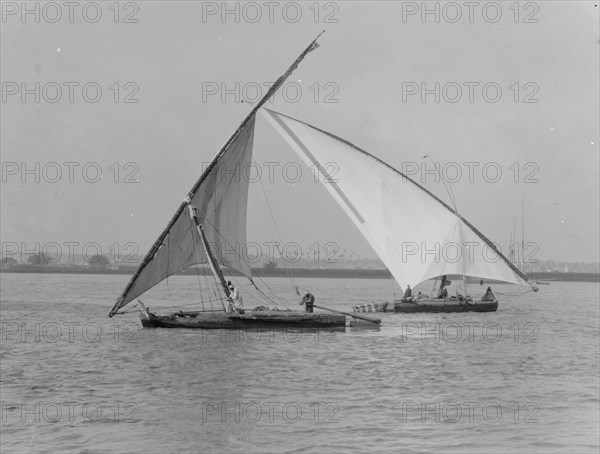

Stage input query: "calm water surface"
[{"left": 1, "top": 273, "right": 598, "bottom": 453}]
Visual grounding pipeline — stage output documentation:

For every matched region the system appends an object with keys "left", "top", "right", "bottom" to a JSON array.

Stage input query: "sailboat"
[
  {"left": 261, "top": 111, "right": 540, "bottom": 313},
  {"left": 108, "top": 33, "right": 381, "bottom": 329}
]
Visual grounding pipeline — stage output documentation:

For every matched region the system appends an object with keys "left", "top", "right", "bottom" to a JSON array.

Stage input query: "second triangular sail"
[{"left": 263, "top": 108, "right": 531, "bottom": 290}]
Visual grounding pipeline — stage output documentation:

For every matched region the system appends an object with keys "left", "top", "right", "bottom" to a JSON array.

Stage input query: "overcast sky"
[{"left": 1, "top": 1, "right": 598, "bottom": 264}]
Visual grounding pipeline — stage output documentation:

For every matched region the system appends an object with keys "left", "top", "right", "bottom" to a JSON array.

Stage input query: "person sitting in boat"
[
  {"left": 401, "top": 285, "right": 413, "bottom": 302},
  {"left": 300, "top": 291, "right": 315, "bottom": 313},
  {"left": 481, "top": 286, "right": 495, "bottom": 302},
  {"left": 227, "top": 281, "right": 243, "bottom": 312},
  {"left": 438, "top": 275, "right": 451, "bottom": 298}
]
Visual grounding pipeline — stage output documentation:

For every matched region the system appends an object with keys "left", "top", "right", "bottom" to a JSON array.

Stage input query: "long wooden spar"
[
  {"left": 109, "top": 32, "right": 325, "bottom": 317},
  {"left": 313, "top": 304, "right": 381, "bottom": 325}
]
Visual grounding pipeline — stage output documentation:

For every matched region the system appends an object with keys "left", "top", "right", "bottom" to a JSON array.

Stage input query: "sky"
[{"left": 1, "top": 1, "right": 599, "bottom": 265}]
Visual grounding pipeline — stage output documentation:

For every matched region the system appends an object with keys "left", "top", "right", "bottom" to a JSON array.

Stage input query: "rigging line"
[
  {"left": 152, "top": 302, "right": 207, "bottom": 310},
  {"left": 252, "top": 268, "right": 294, "bottom": 309},
  {"left": 256, "top": 176, "right": 299, "bottom": 293},
  {"left": 493, "top": 289, "right": 537, "bottom": 297},
  {"left": 201, "top": 216, "right": 285, "bottom": 305},
  {"left": 201, "top": 213, "right": 291, "bottom": 309},
  {"left": 246, "top": 268, "right": 289, "bottom": 308},
  {"left": 202, "top": 217, "right": 256, "bottom": 282},
  {"left": 254, "top": 283, "right": 289, "bottom": 308},
  {"left": 436, "top": 219, "right": 461, "bottom": 283},
  {"left": 424, "top": 155, "right": 457, "bottom": 211},
  {"left": 119, "top": 307, "right": 140, "bottom": 314},
  {"left": 238, "top": 283, "right": 273, "bottom": 307},
  {"left": 249, "top": 184, "right": 296, "bottom": 305},
  {"left": 254, "top": 181, "right": 299, "bottom": 294}
]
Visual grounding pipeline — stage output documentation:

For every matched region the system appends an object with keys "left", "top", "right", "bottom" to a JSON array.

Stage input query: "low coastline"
[{"left": 1, "top": 266, "right": 598, "bottom": 282}]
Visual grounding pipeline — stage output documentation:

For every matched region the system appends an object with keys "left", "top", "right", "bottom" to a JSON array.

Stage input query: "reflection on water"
[{"left": 1, "top": 273, "right": 598, "bottom": 453}]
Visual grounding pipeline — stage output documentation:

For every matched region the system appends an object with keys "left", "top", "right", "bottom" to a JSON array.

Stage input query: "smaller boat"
[
  {"left": 394, "top": 283, "right": 498, "bottom": 313},
  {"left": 352, "top": 302, "right": 389, "bottom": 313},
  {"left": 393, "top": 297, "right": 498, "bottom": 313}
]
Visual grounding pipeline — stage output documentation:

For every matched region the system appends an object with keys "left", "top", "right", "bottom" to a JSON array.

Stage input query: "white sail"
[{"left": 263, "top": 109, "right": 532, "bottom": 290}]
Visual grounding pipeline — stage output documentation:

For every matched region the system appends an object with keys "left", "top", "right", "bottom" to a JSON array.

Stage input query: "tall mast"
[{"left": 187, "top": 203, "right": 231, "bottom": 312}]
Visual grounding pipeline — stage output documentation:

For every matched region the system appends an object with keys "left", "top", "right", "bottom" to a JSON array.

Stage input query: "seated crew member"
[
  {"left": 300, "top": 291, "right": 315, "bottom": 313},
  {"left": 482, "top": 286, "right": 495, "bottom": 302}
]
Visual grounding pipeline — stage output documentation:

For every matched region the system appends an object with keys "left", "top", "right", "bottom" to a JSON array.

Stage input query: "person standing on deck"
[
  {"left": 227, "top": 281, "right": 243, "bottom": 312},
  {"left": 301, "top": 291, "right": 315, "bottom": 313}
]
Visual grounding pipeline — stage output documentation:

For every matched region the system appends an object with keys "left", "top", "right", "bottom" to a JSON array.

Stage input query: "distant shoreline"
[{"left": 1, "top": 266, "right": 598, "bottom": 282}]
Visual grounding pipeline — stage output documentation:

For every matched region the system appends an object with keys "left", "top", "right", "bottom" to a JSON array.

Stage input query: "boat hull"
[
  {"left": 140, "top": 309, "right": 347, "bottom": 329},
  {"left": 393, "top": 299, "right": 498, "bottom": 313}
]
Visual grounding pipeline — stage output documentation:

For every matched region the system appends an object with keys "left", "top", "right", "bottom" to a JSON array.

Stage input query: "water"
[{"left": 1, "top": 273, "right": 598, "bottom": 453}]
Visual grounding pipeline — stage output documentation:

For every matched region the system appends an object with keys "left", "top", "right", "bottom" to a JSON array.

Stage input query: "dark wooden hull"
[
  {"left": 140, "top": 310, "right": 347, "bottom": 329},
  {"left": 393, "top": 300, "right": 498, "bottom": 313}
]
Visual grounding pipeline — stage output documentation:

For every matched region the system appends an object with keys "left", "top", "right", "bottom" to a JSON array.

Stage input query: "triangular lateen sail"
[
  {"left": 110, "top": 117, "right": 256, "bottom": 314},
  {"left": 262, "top": 108, "right": 533, "bottom": 290}
]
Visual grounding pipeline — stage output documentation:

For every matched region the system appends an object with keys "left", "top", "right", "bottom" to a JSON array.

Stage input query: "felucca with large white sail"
[
  {"left": 262, "top": 109, "right": 539, "bottom": 313},
  {"left": 108, "top": 33, "right": 379, "bottom": 328}
]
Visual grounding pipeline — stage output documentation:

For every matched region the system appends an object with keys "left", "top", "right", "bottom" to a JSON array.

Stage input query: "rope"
[
  {"left": 202, "top": 217, "right": 291, "bottom": 309},
  {"left": 424, "top": 155, "right": 457, "bottom": 211},
  {"left": 255, "top": 178, "right": 299, "bottom": 293},
  {"left": 254, "top": 282, "right": 290, "bottom": 309},
  {"left": 493, "top": 288, "right": 537, "bottom": 298},
  {"left": 118, "top": 303, "right": 140, "bottom": 314}
]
